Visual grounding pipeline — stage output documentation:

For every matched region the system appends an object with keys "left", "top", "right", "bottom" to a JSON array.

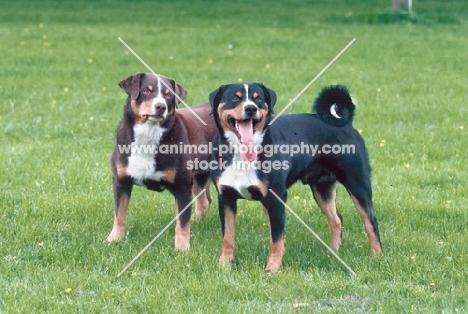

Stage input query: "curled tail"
[{"left": 313, "top": 85, "right": 355, "bottom": 126}]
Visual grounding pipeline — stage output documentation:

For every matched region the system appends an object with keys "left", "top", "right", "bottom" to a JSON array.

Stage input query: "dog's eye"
[
  {"left": 164, "top": 90, "right": 172, "bottom": 98},
  {"left": 254, "top": 97, "right": 263, "bottom": 103},
  {"left": 142, "top": 87, "right": 150, "bottom": 95},
  {"left": 231, "top": 96, "right": 240, "bottom": 101}
]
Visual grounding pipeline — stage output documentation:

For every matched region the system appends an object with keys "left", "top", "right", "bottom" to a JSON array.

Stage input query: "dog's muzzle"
[
  {"left": 144, "top": 102, "right": 167, "bottom": 121},
  {"left": 243, "top": 104, "right": 258, "bottom": 119},
  {"left": 154, "top": 102, "right": 167, "bottom": 115}
]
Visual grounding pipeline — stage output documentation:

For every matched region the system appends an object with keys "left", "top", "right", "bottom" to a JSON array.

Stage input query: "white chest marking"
[
  {"left": 127, "top": 123, "right": 167, "bottom": 185},
  {"left": 219, "top": 130, "right": 265, "bottom": 200}
]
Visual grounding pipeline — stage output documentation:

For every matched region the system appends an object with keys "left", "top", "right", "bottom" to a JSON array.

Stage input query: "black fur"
[
  {"left": 313, "top": 85, "right": 355, "bottom": 126},
  {"left": 210, "top": 83, "right": 381, "bottom": 272}
]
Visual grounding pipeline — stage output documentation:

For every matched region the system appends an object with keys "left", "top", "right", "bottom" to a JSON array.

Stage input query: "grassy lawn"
[{"left": 1, "top": 0, "right": 467, "bottom": 312}]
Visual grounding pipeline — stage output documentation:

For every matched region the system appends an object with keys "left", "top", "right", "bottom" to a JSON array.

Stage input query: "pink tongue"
[{"left": 237, "top": 120, "right": 256, "bottom": 162}]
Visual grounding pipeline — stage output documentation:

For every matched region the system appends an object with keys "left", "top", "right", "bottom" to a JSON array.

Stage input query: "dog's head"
[
  {"left": 209, "top": 83, "right": 276, "bottom": 162},
  {"left": 118, "top": 73, "right": 188, "bottom": 125}
]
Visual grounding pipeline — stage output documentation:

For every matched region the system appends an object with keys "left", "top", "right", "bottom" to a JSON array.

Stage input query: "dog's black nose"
[
  {"left": 155, "top": 103, "right": 166, "bottom": 113},
  {"left": 244, "top": 104, "right": 258, "bottom": 117}
]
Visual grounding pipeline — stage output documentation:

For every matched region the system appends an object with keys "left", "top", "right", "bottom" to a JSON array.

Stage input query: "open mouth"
[
  {"left": 143, "top": 114, "right": 164, "bottom": 122},
  {"left": 227, "top": 117, "right": 261, "bottom": 162},
  {"left": 228, "top": 117, "right": 260, "bottom": 141}
]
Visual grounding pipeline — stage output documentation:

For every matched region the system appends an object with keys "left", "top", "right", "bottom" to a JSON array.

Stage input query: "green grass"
[{"left": 1, "top": 0, "right": 467, "bottom": 312}]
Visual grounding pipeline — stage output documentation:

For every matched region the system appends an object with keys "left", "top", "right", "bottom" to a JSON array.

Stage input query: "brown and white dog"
[{"left": 107, "top": 73, "right": 217, "bottom": 250}]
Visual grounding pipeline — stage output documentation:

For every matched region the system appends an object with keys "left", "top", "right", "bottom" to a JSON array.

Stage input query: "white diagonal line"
[
  {"left": 269, "top": 38, "right": 356, "bottom": 125},
  {"left": 268, "top": 189, "right": 357, "bottom": 276},
  {"left": 118, "top": 37, "right": 207, "bottom": 126},
  {"left": 117, "top": 189, "right": 207, "bottom": 277}
]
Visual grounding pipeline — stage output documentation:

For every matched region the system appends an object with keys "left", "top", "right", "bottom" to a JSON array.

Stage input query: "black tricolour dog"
[
  {"left": 107, "top": 73, "right": 217, "bottom": 250},
  {"left": 209, "top": 83, "right": 381, "bottom": 272}
]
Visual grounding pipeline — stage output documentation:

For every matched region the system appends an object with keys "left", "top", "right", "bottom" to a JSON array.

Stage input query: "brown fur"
[{"left": 107, "top": 73, "right": 217, "bottom": 249}]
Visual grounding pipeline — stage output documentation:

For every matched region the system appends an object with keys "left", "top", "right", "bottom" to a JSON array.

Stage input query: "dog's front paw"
[
  {"left": 106, "top": 228, "right": 125, "bottom": 242},
  {"left": 264, "top": 239, "right": 284, "bottom": 272},
  {"left": 194, "top": 198, "right": 210, "bottom": 218},
  {"left": 219, "top": 254, "right": 234, "bottom": 268},
  {"left": 371, "top": 246, "right": 382, "bottom": 256},
  {"left": 193, "top": 206, "right": 209, "bottom": 219},
  {"left": 264, "top": 259, "right": 282, "bottom": 273},
  {"left": 175, "top": 235, "right": 190, "bottom": 251}
]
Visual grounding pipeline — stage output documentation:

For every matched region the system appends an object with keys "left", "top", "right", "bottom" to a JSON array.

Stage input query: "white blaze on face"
[
  {"left": 236, "top": 84, "right": 259, "bottom": 162},
  {"left": 242, "top": 84, "right": 255, "bottom": 112},
  {"left": 150, "top": 76, "right": 168, "bottom": 119}
]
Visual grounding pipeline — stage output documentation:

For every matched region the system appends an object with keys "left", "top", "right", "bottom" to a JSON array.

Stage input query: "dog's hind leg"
[
  {"left": 340, "top": 174, "right": 381, "bottom": 255},
  {"left": 262, "top": 189, "right": 286, "bottom": 273},
  {"left": 350, "top": 193, "right": 381, "bottom": 255},
  {"left": 192, "top": 172, "right": 211, "bottom": 218},
  {"left": 311, "top": 180, "right": 343, "bottom": 251},
  {"left": 107, "top": 178, "right": 133, "bottom": 242}
]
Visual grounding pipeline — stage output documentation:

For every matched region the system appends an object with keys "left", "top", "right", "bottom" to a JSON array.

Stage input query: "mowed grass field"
[{"left": 1, "top": 0, "right": 467, "bottom": 312}]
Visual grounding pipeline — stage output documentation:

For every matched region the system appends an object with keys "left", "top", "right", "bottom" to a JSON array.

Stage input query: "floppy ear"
[
  {"left": 172, "top": 80, "right": 188, "bottom": 107},
  {"left": 209, "top": 85, "right": 226, "bottom": 115},
  {"left": 258, "top": 83, "right": 277, "bottom": 114},
  {"left": 118, "top": 73, "right": 143, "bottom": 100}
]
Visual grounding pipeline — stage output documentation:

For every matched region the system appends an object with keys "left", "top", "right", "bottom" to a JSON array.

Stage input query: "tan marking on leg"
[
  {"left": 193, "top": 177, "right": 211, "bottom": 218},
  {"left": 160, "top": 168, "right": 177, "bottom": 184},
  {"left": 263, "top": 206, "right": 285, "bottom": 272},
  {"left": 265, "top": 234, "right": 285, "bottom": 273},
  {"left": 219, "top": 207, "right": 236, "bottom": 267},
  {"left": 107, "top": 193, "right": 130, "bottom": 242},
  {"left": 258, "top": 180, "right": 269, "bottom": 198},
  {"left": 262, "top": 206, "right": 270, "bottom": 224},
  {"left": 174, "top": 201, "right": 190, "bottom": 250},
  {"left": 312, "top": 184, "right": 342, "bottom": 251},
  {"left": 351, "top": 195, "right": 381, "bottom": 255},
  {"left": 116, "top": 161, "right": 128, "bottom": 179}
]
